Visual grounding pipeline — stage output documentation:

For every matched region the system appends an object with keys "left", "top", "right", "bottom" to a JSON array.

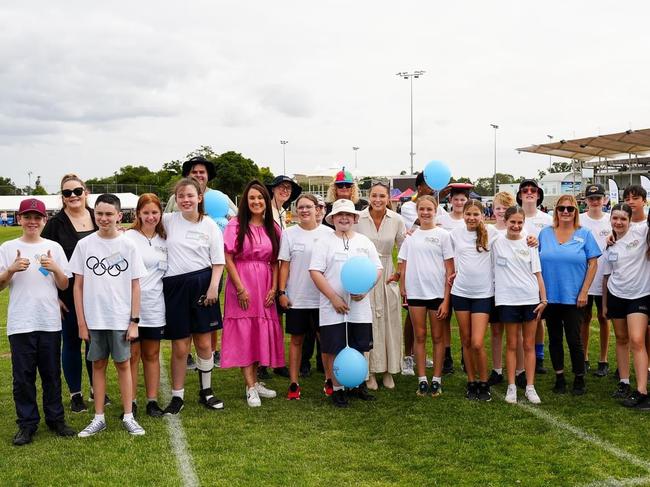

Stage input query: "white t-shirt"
[
  {"left": 309, "top": 232, "right": 383, "bottom": 326},
  {"left": 124, "top": 230, "right": 167, "bottom": 327},
  {"left": 0, "top": 238, "right": 70, "bottom": 336},
  {"left": 602, "top": 226, "right": 650, "bottom": 300},
  {"left": 492, "top": 237, "right": 542, "bottom": 306},
  {"left": 279, "top": 224, "right": 334, "bottom": 308},
  {"left": 438, "top": 209, "right": 465, "bottom": 232},
  {"left": 523, "top": 209, "right": 552, "bottom": 238},
  {"left": 163, "top": 212, "right": 225, "bottom": 277},
  {"left": 450, "top": 225, "right": 500, "bottom": 298},
  {"left": 397, "top": 227, "right": 454, "bottom": 300},
  {"left": 579, "top": 212, "right": 612, "bottom": 296},
  {"left": 400, "top": 201, "right": 417, "bottom": 231},
  {"left": 69, "top": 233, "right": 147, "bottom": 331}
]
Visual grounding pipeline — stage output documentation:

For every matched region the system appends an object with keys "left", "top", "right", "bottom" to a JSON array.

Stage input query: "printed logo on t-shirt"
[
  {"left": 86, "top": 255, "right": 130, "bottom": 277},
  {"left": 534, "top": 222, "right": 544, "bottom": 228},
  {"left": 599, "top": 229, "right": 610, "bottom": 237},
  {"left": 626, "top": 239, "right": 640, "bottom": 250},
  {"left": 515, "top": 248, "right": 530, "bottom": 259},
  {"left": 425, "top": 236, "right": 440, "bottom": 245}
]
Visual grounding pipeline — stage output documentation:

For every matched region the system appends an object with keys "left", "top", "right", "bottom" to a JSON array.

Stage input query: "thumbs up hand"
[
  {"left": 39, "top": 249, "right": 60, "bottom": 273},
  {"left": 9, "top": 250, "right": 30, "bottom": 273}
]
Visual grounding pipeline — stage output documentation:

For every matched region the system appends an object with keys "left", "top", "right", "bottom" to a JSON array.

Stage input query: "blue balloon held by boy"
[
  {"left": 214, "top": 216, "right": 228, "bottom": 233},
  {"left": 340, "top": 256, "right": 376, "bottom": 294},
  {"left": 333, "top": 346, "right": 368, "bottom": 388},
  {"left": 204, "top": 190, "right": 230, "bottom": 219},
  {"left": 423, "top": 160, "right": 452, "bottom": 191}
]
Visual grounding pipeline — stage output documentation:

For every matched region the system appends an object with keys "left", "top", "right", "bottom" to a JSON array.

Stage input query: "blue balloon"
[
  {"left": 333, "top": 346, "right": 368, "bottom": 388},
  {"left": 423, "top": 160, "right": 452, "bottom": 191},
  {"left": 340, "top": 256, "right": 376, "bottom": 294},
  {"left": 214, "top": 216, "right": 228, "bottom": 232},
  {"left": 204, "top": 190, "right": 229, "bottom": 219}
]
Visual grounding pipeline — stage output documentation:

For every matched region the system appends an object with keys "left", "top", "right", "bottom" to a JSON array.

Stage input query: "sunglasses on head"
[
  {"left": 521, "top": 187, "right": 538, "bottom": 194},
  {"left": 62, "top": 187, "right": 84, "bottom": 198},
  {"left": 336, "top": 183, "right": 353, "bottom": 189},
  {"left": 556, "top": 205, "right": 576, "bottom": 213}
]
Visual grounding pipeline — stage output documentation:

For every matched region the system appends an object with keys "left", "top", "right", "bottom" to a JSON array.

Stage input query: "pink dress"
[{"left": 221, "top": 218, "right": 285, "bottom": 368}]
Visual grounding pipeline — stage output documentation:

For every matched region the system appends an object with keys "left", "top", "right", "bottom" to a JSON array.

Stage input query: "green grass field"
[{"left": 2, "top": 226, "right": 650, "bottom": 486}]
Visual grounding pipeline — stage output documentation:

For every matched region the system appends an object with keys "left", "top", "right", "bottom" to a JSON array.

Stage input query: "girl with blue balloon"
[{"left": 309, "top": 199, "right": 383, "bottom": 408}]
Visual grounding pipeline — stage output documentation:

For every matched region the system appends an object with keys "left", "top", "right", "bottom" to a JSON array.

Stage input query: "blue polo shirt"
[{"left": 538, "top": 226, "right": 602, "bottom": 305}]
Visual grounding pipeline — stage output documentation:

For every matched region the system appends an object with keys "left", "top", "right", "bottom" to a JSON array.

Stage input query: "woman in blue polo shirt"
[{"left": 538, "top": 194, "right": 601, "bottom": 396}]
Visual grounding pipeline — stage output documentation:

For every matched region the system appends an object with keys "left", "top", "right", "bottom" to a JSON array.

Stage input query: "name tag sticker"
[
  {"left": 106, "top": 252, "right": 125, "bottom": 267},
  {"left": 496, "top": 256, "right": 508, "bottom": 267},
  {"left": 334, "top": 251, "right": 348, "bottom": 262},
  {"left": 185, "top": 231, "right": 208, "bottom": 242},
  {"left": 607, "top": 252, "right": 618, "bottom": 262},
  {"left": 158, "top": 260, "right": 168, "bottom": 271},
  {"left": 292, "top": 243, "right": 306, "bottom": 253}
]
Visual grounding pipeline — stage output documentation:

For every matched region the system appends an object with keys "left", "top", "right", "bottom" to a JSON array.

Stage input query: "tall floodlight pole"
[
  {"left": 280, "top": 140, "right": 288, "bottom": 175},
  {"left": 27, "top": 171, "right": 33, "bottom": 194},
  {"left": 396, "top": 70, "right": 425, "bottom": 174},
  {"left": 490, "top": 124, "right": 499, "bottom": 195},
  {"left": 547, "top": 134, "right": 553, "bottom": 170},
  {"left": 352, "top": 146, "right": 359, "bottom": 169}
]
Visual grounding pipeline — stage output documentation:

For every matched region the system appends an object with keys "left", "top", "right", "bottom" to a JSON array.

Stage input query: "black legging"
[{"left": 544, "top": 304, "right": 585, "bottom": 375}]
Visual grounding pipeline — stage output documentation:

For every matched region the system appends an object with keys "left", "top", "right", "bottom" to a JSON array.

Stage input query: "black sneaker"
[
  {"left": 47, "top": 420, "right": 76, "bottom": 437},
  {"left": 119, "top": 402, "right": 138, "bottom": 420},
  {"left": 13, "top": 427, "right": 35, "bottom": 446},
  {"left": 430, "top": 381, "right": 442, "bottom": 397},
  {"left": 535, "top": 358, "right": 547, "bottom": 374},
  {"left": 331, "top": 389, "right": 349, "bottom": 408},
  {"left": 466, "top": 381, "right": 478, "bottom": 400},
  {"left": 146, "top": 401, "right": 165, "bottom": 418},
  {"left": 89, "top": 391, "right": 111, "bottom": 406},
  {"left": 351, "top": 384, "right": 375, "bottom": 401},
  {"left": 273, "top": 366, "right": 290, "bottom": 378},
  {"left": 416, "top": 380, "right": 430, "bottom": 396},
  {"left": 515, "top": 372, "right": 527, "bottom": 389},
  {"left": 163, "top": 396, "right": 185, "bottom": 415},
  {"left": 186, "top": 354, "right": 197, "bottom": 371},
  {"left": 199, "top": 388, "right": 224, "bottom": 410},
  {"left": 477, "top": 382, "right": 492, "bottom": 402},
  {"left": 623, "top": 390, "right": 647, "bottom": 408},
  {"left": 442, "top": 356, "right": 454, "bottom": 375},
  {"left": 584, "top": 360, "right": 591, "bottom": 372},
  {"left": 635, "top": 395, "right": 650, "bottom": 411},
  {"left": 572, "top": 375, "right": 586, "bottom": 395},
  {"left": 70, "top": 393, "right": 88, "bottom": 413},
  {"left": 257, "top": 366, "right": 272, "bottom": 380},
  {"left": 612, "top": 382, "right": 631, "bottom": 399},
  {"left": 553, "top": 374, "right": 567, "bottom": 394},
  {"left": 213, "top": 351, "right": 221, "bottom": 368},
  {"left": 594, "top": 362, "right": 609, "bottom": 378},
  {"left": 487, "top": 370, "right": 504, "bottom": 386}
]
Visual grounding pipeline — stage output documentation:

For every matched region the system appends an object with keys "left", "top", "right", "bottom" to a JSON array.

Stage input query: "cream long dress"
[{"left": 355, "top": 208, "right": 406, "bottom": 374}]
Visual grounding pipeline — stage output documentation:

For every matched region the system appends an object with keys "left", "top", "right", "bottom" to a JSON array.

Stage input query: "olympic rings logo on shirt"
[{"left": 85, "top": 256, "right": 130, "bottom": 276}]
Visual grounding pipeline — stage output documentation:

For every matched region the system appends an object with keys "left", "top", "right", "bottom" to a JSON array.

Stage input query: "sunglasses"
[
  {"left": 371, "top": 179, "right": 390, "bottom": 190},
  {"left": 62, "top": 187, "right": 84, "bottom": 198},
  {"left": 336, "top": 183, "right": 353, "bottom": 189},
  {"left": 521, "top": 187, "right": 538, "bottom": 194},
  {"left": 556, "top": 205, "right": 576, "bottom": 213}
]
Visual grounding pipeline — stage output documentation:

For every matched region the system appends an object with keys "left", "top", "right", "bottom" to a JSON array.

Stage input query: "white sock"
[
  {"left": 172, "top": 389, "right": 184, "bottom": 400},
  {"left": 418, "top": 376, "right": 428, "bottom": 383},
  {"left": 95, "top": 413, "right": 105, "bottom": 422},
  {"left": 132, "top": 399, "right": 137, "bottom": 405},
  {"left": 196, "top": 355, "right": 213, "bottom": 391},
  {"left": 70, "top": 391, "right": 82, "bottom": 398},
  {"left": 431, "top": 376, "right": 441, "bottom": 384},
  {"left": 147, "top": 397, "right": 156, "bottom": 403},
  {"left": 122, "top": 413, "right": 133, "bottom": 421},
  {"left": 494, "top": 368, "right": 503, "bottom": 375},
  {"left": 621, "top": 378, "right": 630, "bottom": 384},
  {"left": 515, "top": 369, "right": 525, "bottom": 376},
  {"left": 333, "top": 385, "right": 344, "bottom": 392}
]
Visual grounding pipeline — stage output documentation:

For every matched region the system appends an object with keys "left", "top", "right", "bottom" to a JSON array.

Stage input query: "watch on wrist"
[
  {"left": 130, "top": 317, "right": 140, "bottom": 324},
  {"left": 277, "top": 290, "right": 286, "bottom": 296}
]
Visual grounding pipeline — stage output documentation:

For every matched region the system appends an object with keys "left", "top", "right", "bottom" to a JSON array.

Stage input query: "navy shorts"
[
  {"left": 134, "top": 326, "right": 165, "bottom": 342},
  {"left": 451, "top": 295, "right": 494, "bottom": 314},
  {"left": 606, "top": 292, "right": 650, "bottom": 319},
  {"left": 320, "top": 322, "right": 372, "bottom": 355},
  {"left": 407, "top": 298, "right": 443, "bottom": 310},
  {"left": 285, "top": 308, "right": 319, "bottom": 335},
  {"left": 163, "top": 268, "right": 223, "bottom": 340},
  {"left": 498, "top": 304, "right": 538, "bottom": 324}
]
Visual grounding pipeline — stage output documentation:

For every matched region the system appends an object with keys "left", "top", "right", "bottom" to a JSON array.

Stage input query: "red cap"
[{"left": 18, "top": 198, "right": 47, "bottom": 217}]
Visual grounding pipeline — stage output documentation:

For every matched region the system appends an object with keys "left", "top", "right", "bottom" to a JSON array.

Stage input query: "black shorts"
[
  {"left": 451, "top": 295, "right": 494, "bottom": 314},
  {"left": 163, "top": 268, "right": 223, "bottom": 340},
  {"left": 498, "top": 305, "right": 538, "bottom": 324},
  {"left": 580, "top": 295, "right": 603, "bottom": 322},
  {"left": 285, "top": 308, "right": 319, "bottom": 335},
  {"left": 606, "top": 292, "right": 650, "bottom": 320},
  {"left": 134, "top": 326, "right": 165, "bottom": 342},
  {"left": 320, "top": 322, "right": 373, "bottom": 355},
  {"left": 407, "top": 298, "right": 443, "bottom": 310}
]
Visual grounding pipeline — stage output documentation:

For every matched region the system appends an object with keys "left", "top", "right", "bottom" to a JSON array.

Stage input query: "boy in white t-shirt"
[
  {"left": 0, "top": 198, "right": 75, "bottom": 446},
  {"left": 309, "top": 199, "right": 383, "bottom": 408},
  {"left": 69, "top": 194, "right": 147, "bottom": 437}
]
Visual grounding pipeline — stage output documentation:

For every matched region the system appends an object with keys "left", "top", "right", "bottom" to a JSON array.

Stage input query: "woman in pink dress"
[{"left": 222, "top": 180, "right": 285, "bottom": 407}]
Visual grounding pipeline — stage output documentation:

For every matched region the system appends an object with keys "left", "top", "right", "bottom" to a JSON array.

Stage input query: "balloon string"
[{"left": 344, "top": 296, "right": 350, "bottom": 347}]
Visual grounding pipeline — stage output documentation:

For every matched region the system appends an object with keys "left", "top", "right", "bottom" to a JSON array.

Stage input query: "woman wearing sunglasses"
[
  {"left": 538, "top": 194, "right": 601, "bottom": 395},
  {"left": 42, "top": 174, "right": 100, "bottom": 414},
  {"left": 323, "top": 168, "right": 368, "bottom": 229}
]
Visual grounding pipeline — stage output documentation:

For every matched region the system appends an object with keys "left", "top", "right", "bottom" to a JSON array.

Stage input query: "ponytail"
[{"left": 462, "top": 199, "right": 489, "bottom": 252}]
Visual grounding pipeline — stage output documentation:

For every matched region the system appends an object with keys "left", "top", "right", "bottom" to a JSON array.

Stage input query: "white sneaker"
[
  {"left": 401, "top": 356, "right": 415, "bottom": 376},
  {"left": 246, "top": 386, "right": 261, "bottom": 407},
  {"left": 525, "top": 386, "right": 542, "bottom": 404},
  {"left": 505, "top": 384, "right": 517, "bottom": 404},
  {"left": 78, "top": 418, "right": 107, "bottom": 437},
  {"left": 254, "top": 382, "right": 277, "bottom": 398},
  {"left": 122, "top": 417, "right": 145, "bottom": 436},
  {"left": 425, "top": 357, "right": 434, "bottom": 368}
]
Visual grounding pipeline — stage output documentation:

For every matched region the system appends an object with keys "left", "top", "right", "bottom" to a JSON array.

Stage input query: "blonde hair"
[
  {"left": 552, "top": 194, "right": 580, "bottom": 229},
  {"left": 416, "top": 195, "right": 438, "bottom": 210},
  {"left": 60, "top": 173, "right": 88, "bottom": 209},
  {"left": 493, "top": 191, "right": 515, "bottom": 208},
  {"left": 326, "top": 182, "right": 359, "bottom": 204},
  {"left": 463, "top": 200, "right": 489, "bottom": 252}
]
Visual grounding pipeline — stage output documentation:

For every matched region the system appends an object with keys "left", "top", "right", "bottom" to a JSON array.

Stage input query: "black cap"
[
  {"left": 182, "top": 156, "right": 217, "bottom": 181},
  {"left": 585, "top": 183, "right": 606, "bottom": 198},
  {"left": 266, "top": 175, "right": 302, "bottom": 206},
  {"left": 516, "top": 179, "right": 544, "bottom": 206}
]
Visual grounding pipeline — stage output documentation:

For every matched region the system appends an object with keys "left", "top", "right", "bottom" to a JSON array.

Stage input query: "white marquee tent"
[{"left": 0, "top": 193, "right": 140, "bottom": 212}]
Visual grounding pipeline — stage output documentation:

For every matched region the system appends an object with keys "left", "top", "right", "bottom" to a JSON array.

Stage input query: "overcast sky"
[{"left": 2, "top": 0, "right": 649, "bottom": 192}]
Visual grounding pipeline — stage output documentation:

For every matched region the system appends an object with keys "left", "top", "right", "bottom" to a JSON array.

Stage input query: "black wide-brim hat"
[
  {"left": 266, "top": 175, "right": 302, "bottom": 205},
  {"left": 516, "top": 179, "right": 544, "bottom": 206},
  {"left": 182, "top": 156, "right": 217, "bottom": 181}
]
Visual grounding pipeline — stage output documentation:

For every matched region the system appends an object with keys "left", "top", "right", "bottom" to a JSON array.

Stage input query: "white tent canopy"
[{"left": 0, "top": 193, "right": 140, "bottom": 212}]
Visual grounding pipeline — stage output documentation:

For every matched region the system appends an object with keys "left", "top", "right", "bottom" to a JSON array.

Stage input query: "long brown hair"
[
  {"left": 235, "top": 180, "right": 280, "bottom": 260},
  {"left": 131, "top": 193, "right": 166, "bottom": 239},
  {"left": 60, "top": 173, "right": 89, "bottom": 209},
  {"left": 463, "top": 199, "right": 489, "bottom": 252},
  {"left": 174, "top": 177, "right": 205, "bottom": 221}
]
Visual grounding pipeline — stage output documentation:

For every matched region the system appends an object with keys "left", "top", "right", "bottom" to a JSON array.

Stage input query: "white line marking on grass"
[
  {"left": 159, "top": 357, "right": 200, "bottom": 487},
  {"left": 581, "top": 475, "right": 650, "bottom": 487}
]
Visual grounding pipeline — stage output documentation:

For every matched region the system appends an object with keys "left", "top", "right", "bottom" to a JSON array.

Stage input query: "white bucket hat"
[{"left": 325, "top": 199, "right": 360, "bottom": 225}]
